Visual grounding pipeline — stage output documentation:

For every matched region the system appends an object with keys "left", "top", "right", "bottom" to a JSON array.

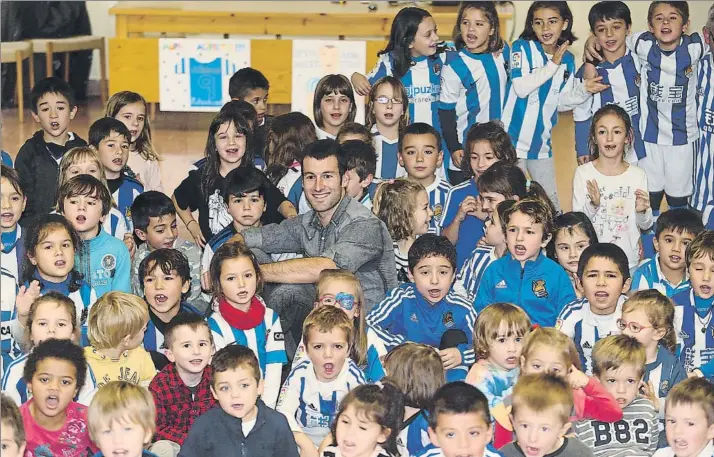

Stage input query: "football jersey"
[
  {"left": 502, "top": 39, "right": 582, "bottom": 160},
  {"left": 573, "top": 396, "right": 659, "bottom": 457},
  {"left": 201, "top": 223, "right": 237, "bottom": 274},
  {"left": 673, "top": 289, "right": 714, "bottom": 373},
  {"left": 103, "top": 206, "right": 129, "bottom": 240},
  {"left": 1, "top": 267, "right": 19, "bottom": 370},
  {"left": 644, "top": 345, "right": 688, "bottom": 447},
  {"left": 397, "top": 409, "right": 431, "bottom": 457},
  {"left": 112, "top": 175, "right": 144, "bottom": 231},
  {"left": 277, "top": 358, "right": 366, "bottom": 447},
  {"left": 632, "top": 255, "right": 691, "bottom": 298},
  {"left": 425, "top": 178, "right": 451, "bottom": 235},
  {"left": 439, "top": 44, "right": 510, "bottom": 169},
  {"left": 0, "top": 225, "right": 24, "bottom": 286},
  {"left": 693, "top": 52, "right": 714, "bottom": 212},
  {"left": 556, "top": 295, "right": 626, "bottom": 375},
  {"left": 628, "top": 31, "right": 707, "bottom": 146},
  {"left": 454, "top": 246, "right": 498, "bottom": 301},
  {"left": 276, "top": 162, "right": 303, "bottom": 199},
  {"left": 573, "top": 52, "right": 645, "bottom": 161},
  {"left": 142, "top": 302, "right": 204, "bottom": 355},
  {"left": 371, "top": 125, "right": 406, "bottom": 181}
]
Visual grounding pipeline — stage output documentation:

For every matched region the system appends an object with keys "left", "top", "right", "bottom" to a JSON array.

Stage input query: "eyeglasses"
[
  {"left": 375, "top": 96, "right": 404, "bottom": 105},
  {"left": 616, "top": 319, "right": 652, "bottom": 333},
  {"left": 318, "top": 292, "right": 356, "bottom": 311}
]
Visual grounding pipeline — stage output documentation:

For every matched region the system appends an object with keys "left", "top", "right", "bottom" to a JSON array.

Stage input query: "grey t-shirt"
[{"left": 501, "top": 437, "right": 594, "bottom": 457}]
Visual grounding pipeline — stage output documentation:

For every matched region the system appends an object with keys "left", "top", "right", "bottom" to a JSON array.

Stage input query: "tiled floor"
[{"left": 1, "top": 99, "right": 578, "bottom": 218}]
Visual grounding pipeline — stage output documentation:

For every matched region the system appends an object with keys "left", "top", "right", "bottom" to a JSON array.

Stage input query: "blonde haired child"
[
  {"left": 3, "top": 292, "right": 97, "bottom": 406},
  {"left": 620, "top": 289, "right": 687, "bottom": 446},
  {"left": 502, "top": 373, "right": 591, "bottom": 457},
  {"left": 292, "top": 269, "right": 399, "bottom": 382},
  {"left": 384, "top": 342, "right": 445, "bottom": 457},
  {"left": 58, "top": 146, "right": 129, "bottom": 241},
  {"left": 366, "top": 76, "right": 409, "bottom": 181},
  {"left": 575, "top": 334, "right": 658, "bottom": 457},
  {"left": 105, "top": 91, "right": 164, "bottom": 192},
  {"left": 653, "top": 378, "right": 714, "bottom": 457},
  {"left": 88, "top": 381, "right": 158, "bottom": 457},
  {"left": 491, "top": 327, "right": 623, "bottom": 448},
  {"left": 84, "top": 291, "right": 155, "bottom": 388},
  {"left": 467, "top": 303, "right": 531, "bottom": 410},
  {"left": 277, "top": 306, "right": 366, "bottom": 456},
  {"left": 373, "top": 178, "right": 433, "bottom": 282}
]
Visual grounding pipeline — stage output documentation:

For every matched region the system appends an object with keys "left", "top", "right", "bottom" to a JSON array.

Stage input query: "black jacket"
[
  {"left": 15, "top": 130, "right": 87, "bottom": 226},
  {"left": 179, "top": 400, "right": 299, "bottom": 457}
]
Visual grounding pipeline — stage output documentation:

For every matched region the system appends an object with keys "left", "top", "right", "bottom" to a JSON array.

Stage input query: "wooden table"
[{"left": 108, "top": 1, "right": 512, "bottom": 105}]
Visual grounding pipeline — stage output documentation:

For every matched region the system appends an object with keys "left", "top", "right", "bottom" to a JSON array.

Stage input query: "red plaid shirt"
[{"left": 149, "top": 363, "right": 216, "bottom": 445}]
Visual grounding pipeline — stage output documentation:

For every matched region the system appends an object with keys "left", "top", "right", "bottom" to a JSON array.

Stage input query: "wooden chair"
[
  {"left": 31, "top": 36, "right": 107, "bottom": 105},
  {"left": 1, "top": 41, "right": 34, "bottom": 123}
]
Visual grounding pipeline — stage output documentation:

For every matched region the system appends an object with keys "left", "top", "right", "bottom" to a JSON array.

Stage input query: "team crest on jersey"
[
  {"left": 125, "top": 207, "right": 132, "bottom": 219},
  {"left": 563, "top": 69, "right": 570, "bottom": 80},
  {"left": 433, "top": 63, "right": 442, "bottom": 76},
  {"left": 532, "top": 279, "right": 548, "bottom": 298},
  {"left": 80, "top": 307, "right": 89, "bottom": 326},
  {"left": 634, "top": 73, "right": 641, "bottom": 87},
  {"left": 443, "top": 311, "right": 455, "bottom": 328},
  {"left": 433, "top": 204, "right": 443, "bottom": 221},
  {"left": 684, "top": 65, "right": 693, "bottom": 77},
  {"left": 101, "top": 254, "right": 116, "bottom": 271},
  {"left": 660, "top": 380, "right": 670, "bottom": 395},
  {"left": 511, "top": 52, "right": 522, "bottom": 69},
  {"left": 555, "top": 319, "right": 563, "bottom": 330}
]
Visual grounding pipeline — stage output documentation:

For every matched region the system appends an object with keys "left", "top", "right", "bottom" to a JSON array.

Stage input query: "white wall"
[{"left": 86, "top": 1, "right": 713, "bottom": 80}]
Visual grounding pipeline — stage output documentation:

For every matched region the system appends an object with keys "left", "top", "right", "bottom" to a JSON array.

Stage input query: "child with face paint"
[{"left": 290, "top": 269, "right": 400, "bottom": 382}]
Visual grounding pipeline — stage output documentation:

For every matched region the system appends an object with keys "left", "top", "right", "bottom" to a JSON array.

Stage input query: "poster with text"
[
  {"left": 291, "top": 40, "right": 366, "bottom": 125},
  {"left": 159, "top": 38, "right": 250, "bottom": 112}
]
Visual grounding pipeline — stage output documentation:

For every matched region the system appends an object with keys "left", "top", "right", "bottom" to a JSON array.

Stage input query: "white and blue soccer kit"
[
  {"left": 628, "top": 32, "right": 708, "bottom": 197},
  {"left": 454, "top": 246, "right": 498, "bottom": 301},
  {"left": 398, "top": 410, "right": 432, "bottom": 457},
  {"left": 440, "top": 178, "right": 485, "bottom": 269},
  {"left": 1, "top": 226, "right": 24, "bottom": 286},
  {"left": 1, "top": 267, "right": 19, "bottom": 371},
  {"left": 277, "top": 358, "right": 366, "bottom": 447},
  {"left": 112, "top": 175, "right": 144, "bottom": 231},
  {"left": 502, "top": 39, "right": 588, "bottom": 160},
  {"left": 556, "top": 295, "right": 626, "bottom": 375},
  {"left": 143, "top": 302, "right": 204, "bottom": 355},
  {"left": 644, "top": 344, "right": 688, "bottom": 447},
  {"left": 367, "top": 51, "right": 450, "bottom": 168},
  {"left": 573, "top": 51, "right": 645, "bottom": 163},
  {"left": 439, "top": 45, "right": 510, "bottom": 171},
  {"left": 425, "top": 178, "right": 451, "bottom": 235},
  {"left": 673, "top": 289, "right": 714, "bottom": 375},
  {"left": 631, "top": 255, "right": 691, "bottom": 298},
  {"left": 3, "top": 352, "right": 98, "bottom": 406},
  {"left": 692, "top": 51, "right": 714, "bottom": 212},
  {"left": 371, "top": 125, "right": 406, "bottom": 181},
  {"left": 103, "top": 206, "right": 129, "bottom": 241},
  {"left": 276, "top": 161, "right": 303, "bottom": 199},
  {"left": 208, "top": 298, "right": 287, "bottom": 407},
  {"left": 201, "top": 223, "right": 237, "bottom": 274}
]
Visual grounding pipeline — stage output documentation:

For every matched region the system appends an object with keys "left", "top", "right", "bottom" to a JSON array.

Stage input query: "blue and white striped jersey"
[
  {"left": 573, "top": 52, "right": 646, "bottom": 161},
  {"left": 425, "top": 178, "right": 451, "bottom": 235},
  {"left": 502, "top": 39, "right": 587, "bottom": 160},
  {"left": 2, "top": 352, "right": 98, "bottom": 406},
  {"left": 208, "top": 297, "right": 287, "bottom": 407},
  {"left": 673, "top": 289, "right": 714, "bottom": 374},
  {"left": 143, "top": 302, "right": 204, "bottom": 355},
  {"left": 644, "top": 344, "right": 688, "bottom": 447},
  {"left": 367, "top": 52, "right": 450, "bottom": 168},
  {"left": 706, "top": 198, "right": 714, "bottom": 229},
  {"left": 113, "top": 175, "right": 144, "bottom": 231},
  {"left": 556, "top": 295, "right": 626, "bottom": 375},
  {"left": 371, "top": 125, "right": 406, "bottom": 181},
  {"left": 201, "top": 223, "right": 237, "bottom": 274},
  {"left": 454, "top": 246, "right": 498, "bottom": 301},
  {"left": 628, "top": 32, "right": 707, "bottom": 146},
  {"left": 1, "top": 267, "right": 19, "bottom": 370},
  {"left": 103, "top": 206, "right": 129, "bottom": 241},
  {"left": 277, "top": 358, "right": 366, "bottom": 447},
  {"left": 693, "top": 52, "right": 714, "bottom": 213},
  {"left": 1, "top": 226, "right": 23, "bottom": 286},
  {"left": 439, "top": 45, "right": 510, "bottom": 167},
  {"left": 398, "top": 409, "right": 431, "bottom": 457},
  {"left": 632, "top": 255, "right": 691, "bottom": 298},
  {"left": 440, "top": 178, "right": 485, "bottom": 269}
]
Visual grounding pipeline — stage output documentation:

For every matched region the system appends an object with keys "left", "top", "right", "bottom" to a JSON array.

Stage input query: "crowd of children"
[{"left": 2, "top": 1, "right": 714, "bottom": 457}]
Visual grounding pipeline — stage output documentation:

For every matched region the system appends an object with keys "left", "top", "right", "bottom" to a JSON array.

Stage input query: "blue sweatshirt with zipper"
[{"left": 474, "top": 252, "right": 575, "bottom": 327}]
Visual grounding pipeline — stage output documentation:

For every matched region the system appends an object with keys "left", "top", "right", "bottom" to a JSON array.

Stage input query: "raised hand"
[
  {"left": 635, "top": 189, "right": 650, "bottom": 213},
  {"left": 586, "top": 179, "right": 601, "bottom": 208},
  {"left": 552, "top": 41, "right": 570, "bottom": 65}
]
